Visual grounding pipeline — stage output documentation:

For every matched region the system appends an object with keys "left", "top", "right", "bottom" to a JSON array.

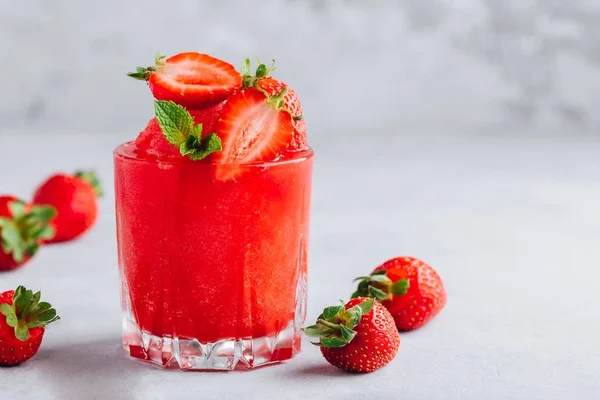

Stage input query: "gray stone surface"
[
  {"left": 0, "top": 130, "right": 599, "bottom": 399},
  {"left": 1, "top": 0, "right": 600, "bottom": 135}
]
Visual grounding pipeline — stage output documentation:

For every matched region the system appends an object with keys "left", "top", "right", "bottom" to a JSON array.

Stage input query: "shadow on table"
[
  {"left": 34, "top": 338, "right": 151, "bottom": 400},
  {"left": 287, "top": 362, "right": 355, "bottom": 378}
]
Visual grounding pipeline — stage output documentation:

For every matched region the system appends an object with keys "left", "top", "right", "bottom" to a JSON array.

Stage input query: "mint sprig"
[{"left": 154, "top": 100, "right": 222, "bottom": 161}]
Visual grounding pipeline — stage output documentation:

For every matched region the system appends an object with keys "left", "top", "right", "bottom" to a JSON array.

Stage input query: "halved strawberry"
[
  {"left": 128, "top": 53, "right": 242, "bottom": 109},
  {"left": 257, "top": 78, "right": 306, "bottom": 151},
  {"left": 213, "top": 87, "right": 295, "bottom": 181}
]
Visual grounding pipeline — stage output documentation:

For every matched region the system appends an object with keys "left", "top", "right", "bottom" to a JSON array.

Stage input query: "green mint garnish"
[{"left": 154, "top": 100, "right": 222, "bottom": 161}]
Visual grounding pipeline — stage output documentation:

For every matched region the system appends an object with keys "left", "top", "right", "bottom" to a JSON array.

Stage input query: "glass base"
[{"left": 122, "top": 319, "right": 302, "bottom": 370}]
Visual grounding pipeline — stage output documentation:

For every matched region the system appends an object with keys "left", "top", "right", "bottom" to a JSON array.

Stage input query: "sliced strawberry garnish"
[
  {"left": 214, "top": 87, "right": 294, "bottom": 181},
  {"left": 128, "top": 53, "right": 242, "bottom": 109},
  {"left": 257, "top": 78, "right": 307, "bottom": 151}
]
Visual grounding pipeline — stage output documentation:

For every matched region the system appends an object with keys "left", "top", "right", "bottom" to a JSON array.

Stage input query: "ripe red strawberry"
[
  {"left": 0, "top": 286, "right": 59, "bottom": 366},
  {"left": 303, "top": 298, "right": 400, "bottom": 373},
  {"left": 127, "top": 52, "right": 242, "bottom": 109},
  {"left": 0, "top": 196, "right": 56, "bottom": 271},
  {"left": 353, "top": 256, "right": 447, "bottom": 331},
  {"left": 213, "top": 86, "right": 295, "bottom": 181},
  {"left": 256, "top": 78, "right": 306, "bottom": 152},
  {"left": 32, "top": 171, "right": 102, "bottom": 243}
]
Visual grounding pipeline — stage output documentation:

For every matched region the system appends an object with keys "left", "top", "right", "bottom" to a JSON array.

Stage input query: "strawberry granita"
[{"left": 115, "top": 53, "right": 312, "bottom": 370}]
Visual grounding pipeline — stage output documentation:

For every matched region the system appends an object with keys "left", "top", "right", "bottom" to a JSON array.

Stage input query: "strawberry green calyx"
[
  {"left": 241, "top": 58, "right": 276, "bottom": 89},
  {"left": 241, "top": 58, "right": 304, "bottom": 121},
  {"left": 126, "top": 53, "right": 166, "bottom": 81},
  {"left": 154, "top": 100, "right": 222, "bottom": 160},
  {"left": 0, "top": 286, "right": 60, "bottom": 341},
  {"left": 352, "top": 270, "right": 410, "bottom": 302},
  {"left": 75, "top": 170, "right": 103, "bottom": 197},
  {"left": 303, "top": 298, "right": 374, "bottom": 348},
  {"left": 0, "top": 201, "right": 56, "bottom": 262}
]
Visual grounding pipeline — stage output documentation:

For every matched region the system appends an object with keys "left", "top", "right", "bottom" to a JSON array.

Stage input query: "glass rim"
[{"left": 114, "top": 141, "right": 314, "bottom": 167}]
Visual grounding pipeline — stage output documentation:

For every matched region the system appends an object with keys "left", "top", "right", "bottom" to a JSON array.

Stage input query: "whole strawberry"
[
  {"left": 32, "top": 171, "right": 102, "bottom": 243},
  {"left": 0, "top": 286, "right": 60, "bottom": 366},
  {"left": 352, "top": 256, "right": 446, "bottom": 331},
  {"left": 303, "top": 298, "right": 400, "bottom": 373},
  {"left": 0, "top": 196, "right": 56, "bottom": 271}
]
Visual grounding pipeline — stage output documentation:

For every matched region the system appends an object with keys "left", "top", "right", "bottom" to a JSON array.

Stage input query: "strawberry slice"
[
  {"left": 128, "top": 52, "right": 242, "bottom": 109},
  {"left": 213, "top": 87, "right": 294, "bottom": 181},
  {"left": 257, "top": 78, "right": 307, "bottom": 151}
]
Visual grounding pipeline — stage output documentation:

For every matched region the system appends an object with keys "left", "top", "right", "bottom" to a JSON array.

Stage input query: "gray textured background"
[
  {"left": 1, "top": 0, "right": 600, "bottom": 136},
  {"left": 1, "top": 1, "right": 600, "bottom": 399}
]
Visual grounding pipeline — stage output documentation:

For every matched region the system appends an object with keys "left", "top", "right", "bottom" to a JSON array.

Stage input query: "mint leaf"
[
  {"left": 154, "top": 100, "right": 194, "bottom": 146},
  {"left": 154, "top": 101, "right": 222, "bottom": 161},
  {"left": 187, "top": 134, "right": 222, "bottom": 161}
]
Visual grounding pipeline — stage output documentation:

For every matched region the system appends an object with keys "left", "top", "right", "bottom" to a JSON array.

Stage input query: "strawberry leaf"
[
  {"left": 320, "top": 337, "right": 348, "bottom": 349},
  {"left": 368, "top": 286, "right": 390, "bottom": 302},
  {"left": 302, "top": 324, "right": 333, "bottom": 337},
  {"left": 0, "top": 203, "right": 56, "bottom": 262},
  {"left": 340, "top": 325, "right": 357, "bottom": 343},
  {"left": 3, "top": 286, "right": 60, "bottom": 341},
  {"left": 74, "top": 171, "right": 103, "bottom": 197},
  {"left": 323, "top": 305, "right": 343, "bottom": 320},
  {"left": 368, "top": 274, "right": 392, "bottom": 284},
  {"left": 357, "top": 298, "right": 375, "bottom": 315},
  {"left": 15, "top": 325, "right": 29, "bottom": 341},
  {"left": 391, "top": 279, "right": 410, "bottom": 296},
  {"left": 8, "top": 201, "right": 26, "bottom": 218},
  {"left": 0, "top": 303, "right": 13, "bottom": 316},
  {"left": 5, "top": 313, "right": 17, "bottom": 328}
]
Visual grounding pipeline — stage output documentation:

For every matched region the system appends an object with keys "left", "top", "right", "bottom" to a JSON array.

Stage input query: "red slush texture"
[{"left": 114, "top": 143, "right": 312, "bottom": 342}]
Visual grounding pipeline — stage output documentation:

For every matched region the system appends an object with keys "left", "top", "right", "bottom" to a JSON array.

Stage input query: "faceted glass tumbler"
[{"left": 113, "top": 142, "right": 313, "bottom": 370}]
